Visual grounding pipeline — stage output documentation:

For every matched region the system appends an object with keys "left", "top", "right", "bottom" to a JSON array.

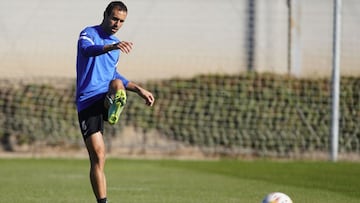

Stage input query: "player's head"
[
  {"left": 104, "top": 1, "right": 128, "bottom": 18},
  {"left": 101, "top": 1, "right": 128, "bottom": 35}
]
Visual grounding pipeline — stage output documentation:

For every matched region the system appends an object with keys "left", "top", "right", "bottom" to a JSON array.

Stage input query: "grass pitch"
[{"left": 0, "top": 158, "right": 359, "bottom": 203}]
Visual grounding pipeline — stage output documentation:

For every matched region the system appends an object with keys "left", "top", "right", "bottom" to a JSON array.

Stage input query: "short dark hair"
[{"left": 104, "top": 1, "right": 128, "bottom": 18}]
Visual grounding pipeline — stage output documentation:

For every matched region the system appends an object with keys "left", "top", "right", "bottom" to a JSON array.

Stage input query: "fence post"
[
  {"left": 246, "top": 0, "right": 256, "bottom": 71},
  {"left": 331, "top": 0, "right": 342, "bottom": 162},
  {"left": 287, "top": 0, "right": 302, "bottom": 76}
]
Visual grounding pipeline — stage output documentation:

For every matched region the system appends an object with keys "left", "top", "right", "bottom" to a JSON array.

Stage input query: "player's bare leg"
[
  {"left": 85, "top": 132, "right": 107, "bottom": 202},
  {"left": 109, "top": 79, "right": 125, "bottom": 95}
]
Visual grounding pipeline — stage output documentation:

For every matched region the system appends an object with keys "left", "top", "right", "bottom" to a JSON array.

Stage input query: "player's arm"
[
  {"left": 126, "top": 81, "right": 155, "bottom": 106},
  {"left": 103, "top": 41, "right": 133, "bottom": 54},
  {"left": 113, "top": 72, "right": 154, "bottom": 106},
  {"left": 78, "top": 28, "right": 133, "bottom": 56},
  {"left": 78, "top": 31, "right": 106, "bottom": 57},
  {"left": 79, "top": 41, "right": 105, "bottom": 57}
]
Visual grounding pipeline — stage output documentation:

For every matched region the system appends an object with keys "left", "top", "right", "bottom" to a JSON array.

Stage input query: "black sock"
[{"left": 97, "top": 197, "right": 107, "bottom": 203}]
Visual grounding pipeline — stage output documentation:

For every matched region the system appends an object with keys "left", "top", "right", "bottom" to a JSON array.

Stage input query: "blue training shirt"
[{"left": 76, "top": 25, "right": 129, "bottom": 112}]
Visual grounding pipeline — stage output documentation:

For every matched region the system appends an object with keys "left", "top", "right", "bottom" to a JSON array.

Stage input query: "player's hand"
[
  {"left": 139, "top": 88, "right": 155, "bottom": 106},
  {"left": 114, "top": 41, "right": 133, "bottom": 54},
  {"left": 126, "top": 82, "right": 155, "bottom": 106}
]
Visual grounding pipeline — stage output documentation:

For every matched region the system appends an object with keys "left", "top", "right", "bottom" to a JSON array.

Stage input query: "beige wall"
[{"left": 0, "top": 0, "right": 359, "bottom": 81}]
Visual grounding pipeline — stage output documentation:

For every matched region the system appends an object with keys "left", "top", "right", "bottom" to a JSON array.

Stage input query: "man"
[{"left": 76, "top": 1, "right": 155, "bottom": 203}]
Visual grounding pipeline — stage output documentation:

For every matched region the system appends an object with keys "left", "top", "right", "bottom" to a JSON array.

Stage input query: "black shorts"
[{"left": 78, "top": 97, "right": 108, "bottom": 140}]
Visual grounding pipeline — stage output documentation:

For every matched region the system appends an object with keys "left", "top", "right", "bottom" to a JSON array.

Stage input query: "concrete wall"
[{"left": 0, "top": 0, "right": 359, "bottom": 81}]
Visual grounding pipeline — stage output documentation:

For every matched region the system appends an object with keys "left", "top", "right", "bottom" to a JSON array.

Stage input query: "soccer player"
[{"left": 75, "top": 1, "right": 155, "bottom": 203}]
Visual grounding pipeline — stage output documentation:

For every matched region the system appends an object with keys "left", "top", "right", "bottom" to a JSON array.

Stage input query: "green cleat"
[{"left": 108, "top": 90, "right": 127, "bottom": 125}]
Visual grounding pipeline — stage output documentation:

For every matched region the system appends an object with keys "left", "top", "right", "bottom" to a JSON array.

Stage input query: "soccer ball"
[{"left": 262, "top": 192, "right": 293, "bottom": 203}]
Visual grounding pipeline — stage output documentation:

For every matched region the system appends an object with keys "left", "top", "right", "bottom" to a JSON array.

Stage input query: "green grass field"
[{"left": 0, "top": 158, "right": 359, "bottom": 203}]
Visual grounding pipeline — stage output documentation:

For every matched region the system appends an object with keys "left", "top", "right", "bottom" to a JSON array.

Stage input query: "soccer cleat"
[{"left": 108, "top": 89, "right": 127, "bottom": 125}]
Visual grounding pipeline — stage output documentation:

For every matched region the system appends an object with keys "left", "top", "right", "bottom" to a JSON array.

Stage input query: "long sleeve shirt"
[{"left": 76, "top": 25, "right": 129, "bottom": 112}]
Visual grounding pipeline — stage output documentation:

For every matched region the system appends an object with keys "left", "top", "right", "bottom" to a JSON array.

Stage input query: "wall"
[{"left": 0, "top": 0, "right": 359, "bottom": 81}]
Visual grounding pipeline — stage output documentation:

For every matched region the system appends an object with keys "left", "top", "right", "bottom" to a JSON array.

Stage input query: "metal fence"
[
  {"left": 0, "top": 74, "right": 359, "bottom": 160},
  {"left": 0, "top": 0, "right": 360, "bottom": 160}
]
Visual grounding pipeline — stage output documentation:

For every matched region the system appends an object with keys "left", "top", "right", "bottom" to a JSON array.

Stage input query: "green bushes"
[
  {"left": 124, "top": 73, "right": 359, "bottom": 156},
  {"left": 0, "top": 73, "right": 359, "bottom": 157},
  {"left": 0, "top": 83, "right": 79, "bottom": 146}
]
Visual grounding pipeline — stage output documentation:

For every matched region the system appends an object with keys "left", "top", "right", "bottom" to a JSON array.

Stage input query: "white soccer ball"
[{"left": 262, "top": 192, "right": 293, "bottom": 203}]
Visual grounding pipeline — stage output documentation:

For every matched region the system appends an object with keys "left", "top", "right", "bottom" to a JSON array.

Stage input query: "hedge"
[{"left": 0, "top": 73, "right": 359, "bottom": 157}]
